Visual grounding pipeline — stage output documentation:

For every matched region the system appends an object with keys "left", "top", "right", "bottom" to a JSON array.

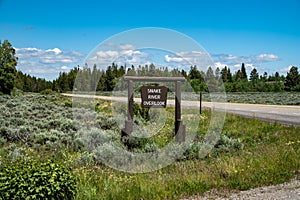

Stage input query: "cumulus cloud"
[
  {"left": 45, "top": 48, "right": 62, "bottom": 55},
  {"left": 279, "top": 65, "right": 293, "bottom": 73},
  {"left": 61, "top": 66, "right": 70, "bottom": 71},
  {"left": 214, "top": 62, "right": 227, "bottom": 69},
  {"left": 118, "top": 44, "right": 135, "bottom": 50},
  {"left": 213, "top": 53, "right": 280, "bottom": 66},
  {"left": 164, "top": 51, "right": 210, "bottom": 63},
  {"left": 86, "top": 44, "right": 150, "bottom": 67},
  {"left": 255, "top": 54, "right": 280, "bottom": 61},
  {"left": 164, "top": 51, "right": 212, "bottom": 70},
  {"left": 15, "top": 47, "right": 84, "bottom": 80},
  {"left": 209, "top": 53, "right": 283, "bottom": 76},
  {"left": 212, "top": 54, "right": 250, "bottom": 65},
  {"left": 164, "top": 55, "right": 184, "bottom": 63}
]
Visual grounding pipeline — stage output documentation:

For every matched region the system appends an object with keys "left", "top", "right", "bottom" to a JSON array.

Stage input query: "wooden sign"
[{"left": 141, "top": 86, "right": 168, "bottom": 108}]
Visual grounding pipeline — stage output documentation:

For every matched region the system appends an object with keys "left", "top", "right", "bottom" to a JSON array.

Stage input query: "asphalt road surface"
[{"left": 63, "top": 94, "right": 300, "bottom": 126}]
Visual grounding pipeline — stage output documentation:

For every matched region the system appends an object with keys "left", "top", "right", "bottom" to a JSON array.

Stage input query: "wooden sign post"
[{"left": 122, "top": 76, "right": 186, "bottom": 143}]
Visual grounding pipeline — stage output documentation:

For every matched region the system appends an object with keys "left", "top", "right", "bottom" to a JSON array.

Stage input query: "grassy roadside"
[
  {"left": 0, "top": 93, "right": 299, "bottom": 199},
  {"left": 73, "top": 112, "right": 299, "bottom": 199}
]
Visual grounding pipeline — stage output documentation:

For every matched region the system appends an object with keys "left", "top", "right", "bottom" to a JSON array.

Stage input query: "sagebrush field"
[{"left": 0, "top": 93, "right": 299, "bottom": 199}]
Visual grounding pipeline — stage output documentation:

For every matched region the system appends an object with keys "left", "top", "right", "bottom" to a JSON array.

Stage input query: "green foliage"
[
  {"left": 121, "top": 133, "right": 154, "bottom": 151},
  {"left": 213, "top": 134, "right": 243, "bottom": 155},
  {"left": 182, "top": 134, "right": 243, "bottom": 160},
  {"left": 40, "top": 88, "right": 53, "bottom": 95},
  {"left": 250, "top": 68, "right": 259, "bottom": 82},
  {"left": 0, "top": 159, "right": 76, "bottom": 199},
  {"left": 133, "top": 103, "right": 150, "bottom": 121},
  {"left": 285, "top": 66, "right": 300, "bottom": 91},
  {"left": 241, "top": 63, "right": 248, "bottom": 80},
  {"left": 15, "top": 71, "right": 53, "bottom": 93},
  {"left": 0, "top": 40, "right": 17, "bottom": 94},
  {"left": 0, "top": 93, "right": 299, "bottom": 199},
  {"left": 224, "top": 92, "right": 300, "bottom": 105},
  {"left": 0, "top": 94, "right": 81, "bottom": 151},
  {"left": 3, "top": 143, "right": 27, "bottom": 162}
]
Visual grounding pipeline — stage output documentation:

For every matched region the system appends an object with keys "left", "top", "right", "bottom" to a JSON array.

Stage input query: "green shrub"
[
  {"left": 40, "top": 88, "right": 53, "bottom": 95},
  {"left": 122, "top": 133, "right": 153, "bottom": 150},
  {"left": 213, "top": 134, "right": 243, "bottom": 154},
  {"left": 0, "top": 136, "right": 6, "bottom": 146},
  {"left": 96, "top": 113, "right": 119, "bottom": 130},
  {"left": 76, "top": 127, "right": 113, "bottom": 152},
  {"left": 0, "top": 159, "right": 76, "bottom": 199},
  {"left": 133, "top": 103, "right": 150, "bottom": 121},
  {"left": 3, "top": 143, "right": 27, "bottom": 162}
]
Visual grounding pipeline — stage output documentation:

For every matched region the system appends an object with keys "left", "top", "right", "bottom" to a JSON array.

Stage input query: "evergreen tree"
[
  {"left": 284, "top": 66, "right": 299, "bottom": 91},
  {"left": 188, "top": 65, "right": 201, "bottom": 80},
  {"left": 227, "top": 68, "right": 233, "bottom": 82},
  {"left": 241, "top": 63, "right": 247, "bottom": 80},
  {"left": 250, "top": 68, "right": 259, "bottom": 82},
  {"left": 275, "top": 72, "right": 280, "bottom": 80},
  {"left": 105, "top": 65, "right": 115, "bottom": 91},
  {"left": 235, "top": 70, "right": 243, "bottom": 81},
  {"left": 91, "top": 64, "right": 99, "bottom": 91},
  {"left": 215, "top": 67, "right": 220, "bottom": 80},
  {"left": 221, "top": 66, "right": 228, "bottom": 82},
  {"left": 206, "top": 66, "right": 214, "bottom": 80},
  {"left": 0, "top": 40, "right": 18, "bottom": 94}
]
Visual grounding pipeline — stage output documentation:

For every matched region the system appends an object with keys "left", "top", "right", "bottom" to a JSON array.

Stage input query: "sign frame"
[{"left": 122, "top": 76, "right": 186, "bottom": 143}]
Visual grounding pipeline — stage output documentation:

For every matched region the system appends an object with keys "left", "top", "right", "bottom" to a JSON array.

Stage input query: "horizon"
[{"left": 1, "top": 0, "right": 299, "bottom": 80}]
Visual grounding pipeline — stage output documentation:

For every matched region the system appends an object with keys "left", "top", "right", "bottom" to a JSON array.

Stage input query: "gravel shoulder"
[{"left": 181, "top": 177, "right": 300, "bottom": 200}]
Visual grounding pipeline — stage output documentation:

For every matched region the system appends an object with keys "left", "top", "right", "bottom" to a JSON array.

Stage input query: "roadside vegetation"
[
  {"left": 205, "top": 92, "right": 300, "bottom": 105},
  {"left": 0, "top": 93, "right": 299, "bottom": 199}
]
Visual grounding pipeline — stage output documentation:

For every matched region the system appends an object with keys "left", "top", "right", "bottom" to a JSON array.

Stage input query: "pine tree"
[
  {"left": 215, "top": 67, "right": 220, "bottom": 80},
  {"left": 284, "top": 66, "right": 299, "bottom": 91},
  {"left": 0, "top": 40, "right": 18, "bottom": 94},
  {"left": 250, "top": 68, "right": 259, "bottom": 82},
  {"left": 227, "top": 68, "right": 233, "bottom": 82},
  {"left": 221, "top": 66, "right": 228, "bottom": 82},
  {"left": 206, "top": 66, "right": 214, "bottom": 80},
  {"left": 235, "top": 70, "right": 243, "bottom": 81},
  {"left": 241, "top": 63, "right": 247, "bottom": 80}
]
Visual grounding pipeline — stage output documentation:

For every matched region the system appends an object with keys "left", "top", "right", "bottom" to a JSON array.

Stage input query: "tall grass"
[{"left": 73, "top": 112, "right": 300, "bottom": 200}]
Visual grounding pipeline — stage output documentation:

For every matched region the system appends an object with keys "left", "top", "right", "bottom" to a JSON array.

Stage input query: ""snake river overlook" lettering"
[{"left": 141, "top": 86, "right": 168, "bottom": 108}]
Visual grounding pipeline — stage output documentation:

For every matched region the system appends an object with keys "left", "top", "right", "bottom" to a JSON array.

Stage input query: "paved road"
[{"left": 63, "top": 93, "right": 300, "bottom": 126}]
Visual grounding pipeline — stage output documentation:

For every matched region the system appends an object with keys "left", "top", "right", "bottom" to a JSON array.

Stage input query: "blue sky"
[{"left": 0, "top": 0, "right": 299, "bottom": 80}]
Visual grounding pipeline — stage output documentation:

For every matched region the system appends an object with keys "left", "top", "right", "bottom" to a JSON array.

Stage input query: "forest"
[{"left": 14, "top": 62, "right": 300, "bottom": 94}]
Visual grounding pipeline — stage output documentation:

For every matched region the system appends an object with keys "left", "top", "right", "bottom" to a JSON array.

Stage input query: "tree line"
[
  {"left": 1, "top": 39, "right": 300, "bottom": 95},
  {"left": 15, "top": 62, "right": 300, "bottom": 93}
]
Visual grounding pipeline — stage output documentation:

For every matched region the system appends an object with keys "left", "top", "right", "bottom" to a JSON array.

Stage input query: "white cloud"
[
  {"left": 15, "top": 47, "right": 85, "bottom": 80},
  {"left": 96, "top": 50, "right": 119, "bottom": 58},
  {"left": 46, "top": 48, "right": 62, "bottom": 55},
  {"left": 164, "top": 51, "right": 210, "bottom": 64},
  {"left": 255, "top": 54, "right": 280, "bottom": 61},
  {"left": 86, "top": 44, "right": 150, "bottom": 67},
  {"left": 61, "top": 66, "right": 70, "bottom": 70},
  {"left": 214, "top": 62, "right": 227, "bottom": 69},
  {"left": 164, "top": 55, "right": 184, "bottom": 63},
  {"left": 213, "top": 53, "right": 280, "bottom": 66},
  {"left": 279, "top": 65, "right": 292, "bottom": 73},
  {"left": 118, "top": 44, "right": 135, "bottom": 50}
]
